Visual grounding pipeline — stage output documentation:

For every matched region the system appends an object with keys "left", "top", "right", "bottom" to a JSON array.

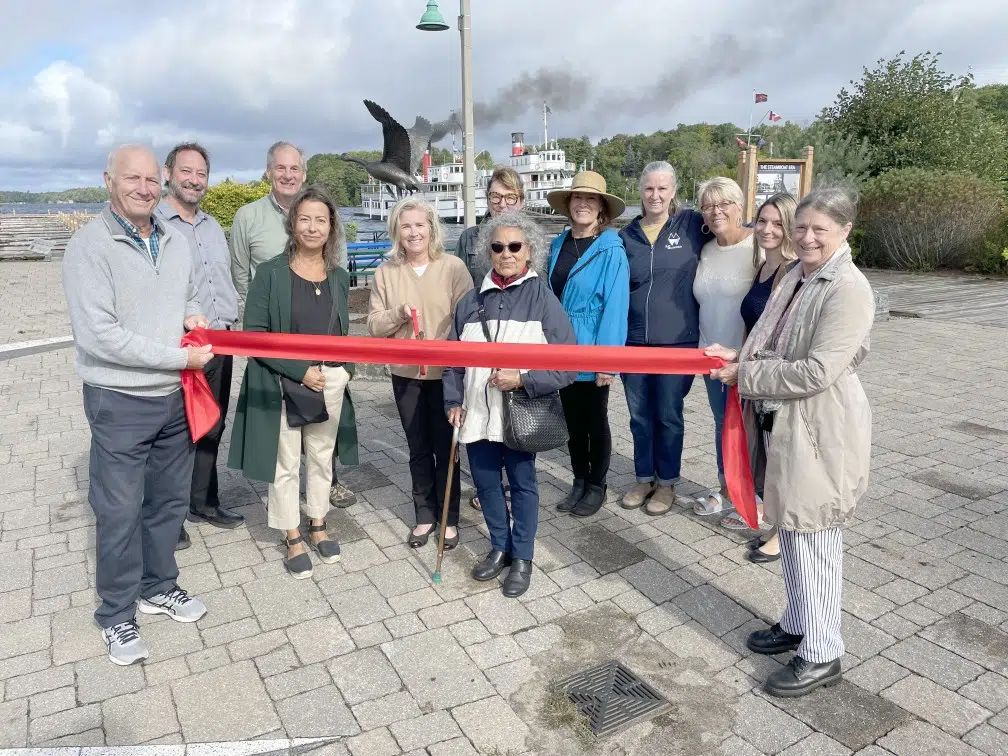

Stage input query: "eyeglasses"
[
  {"left": 700, "top": 200, "right": 735, "bottom": 215},
  {"left": 490, "top": 241, "right": 524, "bottom": 254},
  {"left": 488, "top": 192, "right": 520, "bottom": 206}
]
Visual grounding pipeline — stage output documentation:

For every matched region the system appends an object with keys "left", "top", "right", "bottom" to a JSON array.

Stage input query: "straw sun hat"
[{"left": 547, "top": 170, "right": 626, "bottom": 220}]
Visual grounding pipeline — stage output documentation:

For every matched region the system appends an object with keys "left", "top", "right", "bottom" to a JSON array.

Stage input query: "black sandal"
[
  {"left": 307, "top": 522, "right": 341, "bottom": 564},
  {"left": 408, "top": 523, "right": 435, "bottom": 548},
  {"left": 284, "top": 534, "right": 313, "bottom": 579}
]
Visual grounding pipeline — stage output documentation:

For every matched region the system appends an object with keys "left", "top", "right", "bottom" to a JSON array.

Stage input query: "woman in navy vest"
[
  {"left": 618, "top": 161, "right": 712, "bottom": 516},
  {"left": 546, "top": 172, "right": 630, "bottom": 518}
]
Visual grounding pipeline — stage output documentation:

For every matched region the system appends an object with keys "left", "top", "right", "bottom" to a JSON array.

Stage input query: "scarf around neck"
[{"left": 739, "top": 243, "right": 852, "bottom": 413}]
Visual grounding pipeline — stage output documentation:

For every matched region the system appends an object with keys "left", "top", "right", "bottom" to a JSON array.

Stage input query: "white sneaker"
[
  {"left": 137, "top": 585, "right": 207, "bottom": 623},
  {"left": 103, "top": 620, "right": 149, "bottom": 666}
]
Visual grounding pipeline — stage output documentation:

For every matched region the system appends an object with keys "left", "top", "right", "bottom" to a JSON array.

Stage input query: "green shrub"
[
  {"left": 202, "top": 179, "right": 271, "bottom": 230},
  {"left": 966, "top": 211, "right": 1008, "bottom": 275},
  {"left": 858, "top": 168, "right": 1005, "bottom": 271},
  {"left": 344, "top": 221, "right": 358, "bottom": 244}
]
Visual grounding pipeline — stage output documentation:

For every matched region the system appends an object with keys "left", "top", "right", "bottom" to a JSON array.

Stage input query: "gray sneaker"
[
  {"left": 103, "top": 620, "right": 149, "bottom": 666},
  {"left": 137, "top": 585, "right": 207, "bottom": 623},
  {"left": 329, "top": 481, "right": 357, "bottom": 508}
]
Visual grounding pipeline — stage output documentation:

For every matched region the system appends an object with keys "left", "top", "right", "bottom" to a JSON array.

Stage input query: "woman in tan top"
[{"left": 368, "top": 198, "right": 474, "bottom": 547}]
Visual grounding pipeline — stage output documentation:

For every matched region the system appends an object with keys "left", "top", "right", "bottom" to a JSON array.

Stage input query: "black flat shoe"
[
  {"left": 765, "top": 656, "right": 842, "bottom": 697},
  {"left": 747, "top": 623, "right": 803, "bottom": 655},
  {"left": 556, "top": 479, "right": 586, "bottom": 513},
  {"left": 188, "top": 505, "right": 245, "bottom": 529},
  {"left": 284, "top": 534, "right": 313, "bottom": 579},
  {"left": 747, "top": 535, "right": 767, "bottom": 551},
  {"left": 307, "top": 522, "right": 341, "bottom": 564},
  {"left": 747, "top": 548, "right": 781, "bottom": 564},
  {"left": 472, "top": 549, "right": 512, "bottom": 581},
  {"left": 176, "top": 526, "right": 191, "bottom": 551},
  {"left": 439, "top": 527, "right": 459, "bottom": 551},
  {"left": 571, "top": 484, "right": 607, "bottom": 518},
  {"left": 502, "top": 559, "right": 532, "bottom": 598},
  {"left": 408, "top": 523, "right": 435, "bottom": 548}
]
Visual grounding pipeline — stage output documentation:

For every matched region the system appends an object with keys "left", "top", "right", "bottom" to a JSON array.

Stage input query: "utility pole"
[{"left": 459, "top": 0, "right": 476, "bottom": 228}]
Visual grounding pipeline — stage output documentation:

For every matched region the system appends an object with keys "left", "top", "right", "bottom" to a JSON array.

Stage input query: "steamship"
[{"left": 359, "top": 131, "right": 576, "bottom": 222}]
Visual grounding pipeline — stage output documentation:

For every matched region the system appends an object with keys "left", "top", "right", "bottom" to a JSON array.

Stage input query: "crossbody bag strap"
[{"left": 476, "top": 290, "right": 494, "bottom": 343}]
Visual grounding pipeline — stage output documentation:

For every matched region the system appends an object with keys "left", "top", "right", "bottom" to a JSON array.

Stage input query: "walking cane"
[{"left": 432, "top": 424, "right": 460, "bottom": 584}]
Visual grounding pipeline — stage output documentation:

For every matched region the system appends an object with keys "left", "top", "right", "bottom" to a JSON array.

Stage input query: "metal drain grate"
[{"left": 554, "top": 660, "right": 672, "bottom": 737}]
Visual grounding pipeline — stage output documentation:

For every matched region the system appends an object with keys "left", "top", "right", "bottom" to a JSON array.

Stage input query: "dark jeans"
[
  {"left": 703, "top": 375, "right": 728, "bottom": 486},
  {"left": 191, "top": 354, "right": 233, "bottom": 510},
  {"left": 467, "top": 440, "right": 538, "bottom": 561},
  {"left": 559, "top": 381, "right": 611, "bottom": 486},
  {"left": 621, "top": 372, "right": 695, "bottom": 485},
  {"left": 83, "top": 385, "right": 194, "bottom": 628},
  {"left": 391, "top": 376, "right": 460, "bottom": 526}
]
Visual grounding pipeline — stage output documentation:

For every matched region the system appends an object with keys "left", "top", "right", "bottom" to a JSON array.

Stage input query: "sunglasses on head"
[{"left": 490, "top": 241, "right": 524, "bottom": 254}]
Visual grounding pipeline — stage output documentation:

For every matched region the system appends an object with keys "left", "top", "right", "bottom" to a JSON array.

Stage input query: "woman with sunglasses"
[
  {"left": 444, "top": 211, "right": 576, "bottom": 598},
  {"left": 545, "top": 172, "right": 629, "bottom": 518},
  {"left": 692, "top": 177, "right": 760, "bottom": 519}
]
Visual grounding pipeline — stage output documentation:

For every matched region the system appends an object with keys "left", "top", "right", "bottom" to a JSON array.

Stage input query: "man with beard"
[{"left": 156, "top": 143, "right": 245, "bottom": 548}]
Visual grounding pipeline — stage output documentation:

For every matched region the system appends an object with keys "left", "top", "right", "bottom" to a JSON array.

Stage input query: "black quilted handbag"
[{"left": 477, "top": 291, "right": 569, "bottom": 454}]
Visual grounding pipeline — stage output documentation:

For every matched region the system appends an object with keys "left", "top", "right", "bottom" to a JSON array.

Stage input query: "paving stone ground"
[{"left": 2, "top": 261, "right": 1008, "bottom": 755}]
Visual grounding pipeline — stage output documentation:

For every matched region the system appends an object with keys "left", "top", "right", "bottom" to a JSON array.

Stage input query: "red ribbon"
[{"left": 181, "top": 328, "right": 758, "bottom": 528}]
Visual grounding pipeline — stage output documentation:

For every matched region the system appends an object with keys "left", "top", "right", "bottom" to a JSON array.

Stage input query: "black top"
[
  {"left": 740, "top": 263, "right": 780, "bottom": 334},
  {"left": 291, "top": 271, "right": 343, "bottom": 366},
  {"left": 550, "top": 233, "right": 598, "bottom": 298}
]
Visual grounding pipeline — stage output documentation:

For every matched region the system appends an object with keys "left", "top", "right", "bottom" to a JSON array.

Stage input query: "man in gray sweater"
[{"left": 63, "top": 144, "right": 215, "bottom": 666}]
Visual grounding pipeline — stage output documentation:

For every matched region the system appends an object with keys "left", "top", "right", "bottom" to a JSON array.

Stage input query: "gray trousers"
[{"left": 84, "top": 384, "right": 194, "bottom": 628}]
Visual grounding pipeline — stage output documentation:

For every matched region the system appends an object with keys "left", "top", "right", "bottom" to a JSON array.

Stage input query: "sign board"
[{"left": 738, "top": 146, "right": 814, "bottom": 223}]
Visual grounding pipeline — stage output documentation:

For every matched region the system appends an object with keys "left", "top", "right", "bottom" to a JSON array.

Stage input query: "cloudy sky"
[{"left": 1, "top": 0, "right": 1006, "bottom": 190}]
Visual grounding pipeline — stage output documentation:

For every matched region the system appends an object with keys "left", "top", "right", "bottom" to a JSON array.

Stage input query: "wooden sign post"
[{"left": 739, "top": 146, "right": 814, "bottom": 223}]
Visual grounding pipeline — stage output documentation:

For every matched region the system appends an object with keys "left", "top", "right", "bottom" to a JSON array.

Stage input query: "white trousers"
[
  {"left": 778, "top": 527, "right": 845, "bottom": 664},
  {"left": 267, "top": 365, "right": 350, "bottom": 531}
]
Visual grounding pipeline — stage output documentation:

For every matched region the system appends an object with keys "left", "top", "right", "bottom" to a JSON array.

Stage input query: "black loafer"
[
  {"left": 765, "top": 656, "right": 842, "bottom": 697},
  {"left": 747, "top": 623, "right": 803, "bottom": 655},
  {"left": 747, "top": 548, "right": 781, "bottom": 564},
  {"left": 571, "top": 484, "right": 607, "bottom": 518},
  {"left": 556, "top": 479, "right": 586, "bottom": 513},
  {"left": 502, "top": 559, "right": 532, "bottom": 598},
  {"left": 176, "top": 526, "right": 191, "bottom": 551},
  {"left": 747, "top": 535, "right": 767, "bottom": 551},
  {"left": 188, "top": 505, "right": 245, "bottom": 529},
  {"left": 472, "top": 549, "right": 512, "bottom": 581}
]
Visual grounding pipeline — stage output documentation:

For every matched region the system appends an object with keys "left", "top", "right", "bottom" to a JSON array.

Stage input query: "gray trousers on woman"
[{"left": 84, "top": 385, "right": 194, "bottom": 628}]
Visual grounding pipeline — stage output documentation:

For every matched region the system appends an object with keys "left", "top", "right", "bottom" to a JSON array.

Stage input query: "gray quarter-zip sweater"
[{"left": 63, "top": 207, "right": 201, "bottom": 396}]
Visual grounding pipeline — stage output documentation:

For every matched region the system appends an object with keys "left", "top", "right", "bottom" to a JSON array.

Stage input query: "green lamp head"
[{"left": 416, "top": 1, "right": 450, "bottom": 31}]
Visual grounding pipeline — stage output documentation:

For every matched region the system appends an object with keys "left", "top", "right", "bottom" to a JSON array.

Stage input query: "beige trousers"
[{"left": 267, "top": 365, "right": 350, "bottom": 531}]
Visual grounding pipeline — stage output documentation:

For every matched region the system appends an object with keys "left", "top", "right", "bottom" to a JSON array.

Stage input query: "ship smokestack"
[{"left": 511, "top": 132, "right": 524, "bottom": 157}]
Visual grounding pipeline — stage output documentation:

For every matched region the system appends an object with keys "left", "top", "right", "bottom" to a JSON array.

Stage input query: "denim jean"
[
  {"left": 621, "top": 372, "right": 695, "bottom": 486},
  {"left": 466, "top": 440, "right": 538, "bottom": 561},
  {"left": 703, "top": 375, "right": 728, "bottom": 487}
]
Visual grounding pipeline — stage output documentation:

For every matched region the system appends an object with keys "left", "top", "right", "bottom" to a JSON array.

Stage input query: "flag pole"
[{"left": 748, "top": 90, "right": 755, "bottom": 146}]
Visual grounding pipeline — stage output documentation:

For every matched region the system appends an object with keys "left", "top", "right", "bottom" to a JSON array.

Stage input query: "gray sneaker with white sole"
[
  {"left": 103, "top": 620, "right": 149, "bottom": 666},
  {"left": 137, "top": 585, "right": 207, "bottom": 623}
]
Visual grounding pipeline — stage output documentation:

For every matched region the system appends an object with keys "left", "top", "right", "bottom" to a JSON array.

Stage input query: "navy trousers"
[
  {"left": 84, "top": 385, "right": 194, "bottom": 628},
  {"left": 466, "top": 440, "right": 538, "bottom": 561}
]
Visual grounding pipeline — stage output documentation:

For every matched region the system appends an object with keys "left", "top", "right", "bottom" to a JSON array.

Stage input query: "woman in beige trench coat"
[{"left": 705, "top": 187, "right": 874, "bottom": 698}]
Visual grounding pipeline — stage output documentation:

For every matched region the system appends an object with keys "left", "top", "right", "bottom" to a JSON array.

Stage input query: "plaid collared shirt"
[{"left": 110, "top": 209, "right": 161, "bottom": 265}]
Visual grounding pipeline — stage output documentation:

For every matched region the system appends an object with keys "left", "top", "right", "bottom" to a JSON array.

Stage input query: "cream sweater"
[
  {"left": 693, "top": 235, "right": 763, "bottom": 350},
  {"left": 367, "top": 254, "right": 474, "bottom": 379}
]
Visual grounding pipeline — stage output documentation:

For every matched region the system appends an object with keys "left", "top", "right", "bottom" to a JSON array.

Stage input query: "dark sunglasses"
[{"left": 490, "top": 241, "right": 524, "bottom": 254}]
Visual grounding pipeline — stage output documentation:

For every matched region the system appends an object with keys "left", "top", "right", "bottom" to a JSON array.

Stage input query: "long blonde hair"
[
  {"left": 387, "top": 198, "right": 446, "bottom": 263},
  {"left": 753, "top": 192, "right": 798, "bottom": 272}
]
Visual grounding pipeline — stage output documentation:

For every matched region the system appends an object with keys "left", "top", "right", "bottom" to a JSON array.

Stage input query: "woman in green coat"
[{"left": 228, "top": 185, "right": 358, "bottom": 579}]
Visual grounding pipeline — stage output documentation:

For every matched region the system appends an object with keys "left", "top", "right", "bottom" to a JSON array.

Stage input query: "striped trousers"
[{"left": 778, "top": 528, "right": 845, "bottom": 664}]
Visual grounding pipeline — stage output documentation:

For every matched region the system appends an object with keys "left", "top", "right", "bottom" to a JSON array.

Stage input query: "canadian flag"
[
  {"left": 736, "top": 137, "right": 747, "bottom": 147},
  {"left": 769, "top": 111, "right": 782, "bottom": 122}
]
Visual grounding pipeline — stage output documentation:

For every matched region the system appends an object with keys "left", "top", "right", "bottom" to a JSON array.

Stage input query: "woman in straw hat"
[{"left": 546, "top": 172, "right": 630, "bottom": 518}]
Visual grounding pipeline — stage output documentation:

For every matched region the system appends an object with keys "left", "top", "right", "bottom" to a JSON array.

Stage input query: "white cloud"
[{"left": 1, "top": 0, "right": 1006, "bottom": 189}]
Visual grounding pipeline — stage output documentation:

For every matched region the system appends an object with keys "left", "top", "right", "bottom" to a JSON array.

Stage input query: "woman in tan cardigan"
[
  {"left": 706, "top": 187, "right": 874, "bottom": 698},
  {"left": 368, "top": 198, "right": 474, "bottom": 547}
]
